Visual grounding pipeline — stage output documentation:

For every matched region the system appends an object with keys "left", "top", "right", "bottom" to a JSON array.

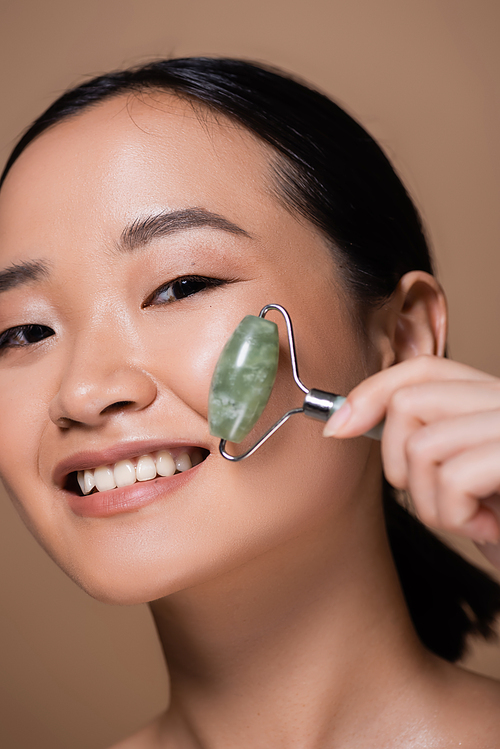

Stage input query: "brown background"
[{"left": 0, "top": 1, "right": 499, "bottom": 747}]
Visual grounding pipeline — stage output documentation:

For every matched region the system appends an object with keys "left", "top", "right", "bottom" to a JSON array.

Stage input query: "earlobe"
[{"left": 392, "top": 271, "right": 447, "bottom": 362}]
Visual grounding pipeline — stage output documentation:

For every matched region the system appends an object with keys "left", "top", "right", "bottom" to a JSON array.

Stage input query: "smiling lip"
[
  {"left": 65, "top": 467, "right": 201, "bottom": 518},
  {"left": 53, "top": 438, "right": 210, "bottom": 489}
]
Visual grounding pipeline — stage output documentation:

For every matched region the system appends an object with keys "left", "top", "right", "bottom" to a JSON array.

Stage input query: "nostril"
[
  {"left": 100, "top": 400, "right": 135, "bottom": 415},
  {"left": 56, "top": 416, "right": 77, "bottom": 429},
  {"left": 50, "top": 368, "right": 157, "bottom": 426}
]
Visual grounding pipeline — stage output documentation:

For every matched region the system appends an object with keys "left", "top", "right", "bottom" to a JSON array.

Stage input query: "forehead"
[
  {"left": 0, "top": 92, "right": 340, "bottom": 299},
  {"left": 0, "top": 93, "right": 277, "bottom": 250}
]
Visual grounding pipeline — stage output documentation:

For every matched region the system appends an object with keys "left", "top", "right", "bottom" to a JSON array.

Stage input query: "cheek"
[
  {"left": 146, "top": 307, "right": 236, "bottom": 419},
  {"left": 0, "top": 357, "right": 66, "bottom": 551},
  {"left": 145, "top": 292, "right": 284, "bottom": 422},
  {"left": 0, "top": 366, "right": 49, "bottom": 478},
  {"left": 147, "top": 289, "right": 367, "bottom": 450}
]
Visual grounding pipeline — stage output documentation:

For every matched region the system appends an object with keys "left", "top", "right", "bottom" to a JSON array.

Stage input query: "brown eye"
[
  {"left": 145, "top": 276, "right": 225, "bottom": 306},
  {"left": 170, "top": 277, "right": 215, "bottom": 299},
  {"left": 0, "top": 324, "right": 55, "bottom": 350}
]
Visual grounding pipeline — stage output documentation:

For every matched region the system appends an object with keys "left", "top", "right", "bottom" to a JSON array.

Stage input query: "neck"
[{"left": 149, "top": 498, "right": 429, "bottom": 748}]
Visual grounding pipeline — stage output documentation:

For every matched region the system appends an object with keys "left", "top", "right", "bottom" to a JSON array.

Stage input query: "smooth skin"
[{"left": 0, "top": 93, "right": 500, "bottom": 748}]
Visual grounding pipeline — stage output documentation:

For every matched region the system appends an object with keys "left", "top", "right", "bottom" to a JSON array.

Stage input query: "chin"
[
  {"left": 68, "top": 566, "right": 183, "bottom": 606},
  {"left": 57, "top": 540, "right": 236, "bottom": 607}
]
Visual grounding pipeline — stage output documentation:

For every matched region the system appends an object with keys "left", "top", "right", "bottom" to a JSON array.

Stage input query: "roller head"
[{"left": 208, "top": 315, "right": 279, "bottom": 443}]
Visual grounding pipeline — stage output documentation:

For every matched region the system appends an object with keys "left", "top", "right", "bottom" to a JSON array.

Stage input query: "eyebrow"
[
  {"left": 118, "top": 207, "right": 251, "bottom": 252},
  {"left": 0, "top": 259, "right": 50, "bottom": 294},
  {"left": 0, "top": 209, "right": 250, "bottom": 293}
]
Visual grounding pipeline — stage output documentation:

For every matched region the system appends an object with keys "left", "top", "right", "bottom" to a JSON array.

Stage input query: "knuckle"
[
  {"left": 389, "top": 388, "right": 415, "bottom": 417},
  {"left": 406, "top": 430, "right": 434, "bottom": 465},
  {"left": 410, "top": 354, "right": 436, "bottom": 377}
]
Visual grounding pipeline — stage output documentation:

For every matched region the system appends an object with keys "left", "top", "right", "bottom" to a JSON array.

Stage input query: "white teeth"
[
  {"left": 156, "top": 450, "right": 176, "bottom": 477},
  {"left": 75, "top": 449, "right": 204, "bottom": 495},
  {"left": 175, "top": 452, "right": 192, "bottom": 472},
  {"left": 94, "top": 465, "right": 117, "bottom": 492},
  {"left": 114, "top": 459, "right": 136, "bottom": 488},
  {"left": 136, "top": 455, "right": 156, "bottom": 482},
  {"left": 84, "top": 469, "right": 95, "bottom": 494},
  {"left": 77, "top": 471, "right": 85, "bottom": 494}
]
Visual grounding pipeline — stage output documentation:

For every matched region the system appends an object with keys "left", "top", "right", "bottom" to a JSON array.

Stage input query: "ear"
[{"left": 368, "top": 271, "right": 447, "bottom": 369}]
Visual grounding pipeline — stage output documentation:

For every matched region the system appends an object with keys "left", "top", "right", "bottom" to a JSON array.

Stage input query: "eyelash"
[
  {"left": 143, "top": 275, "right": 226, "bottom": 307},
  {"left": 0, "top": 324, "right": 55, "bottom": 351},
  {"left": 0, "top": 275, "right": 226, "bottom": 352}
]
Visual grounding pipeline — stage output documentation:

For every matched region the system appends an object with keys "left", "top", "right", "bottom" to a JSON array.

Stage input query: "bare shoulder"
[{"left": 434, "top": 662, "right": 500, "bottom": 746}]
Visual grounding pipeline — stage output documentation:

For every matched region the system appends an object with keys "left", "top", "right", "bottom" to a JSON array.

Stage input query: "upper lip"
[{"left": 53, "top": 438, "right": 210, "bottom": 488}]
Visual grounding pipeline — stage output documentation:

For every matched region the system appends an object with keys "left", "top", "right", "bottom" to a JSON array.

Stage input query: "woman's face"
[{"left": 0, "top": 94, "right": 380, "bottom": 603}]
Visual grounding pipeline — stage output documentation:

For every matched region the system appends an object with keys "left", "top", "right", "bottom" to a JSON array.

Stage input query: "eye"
[
  {"left": 143, "top": 275, "right": 226, "bottom": 307},
  {"left": 0, "top": 324, "right": 55, "bottom": 351}
]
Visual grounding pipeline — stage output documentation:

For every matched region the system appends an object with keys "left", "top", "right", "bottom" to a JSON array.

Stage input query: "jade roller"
[{"left": 208, "top": 303, "right": 383, "bottom": 461}]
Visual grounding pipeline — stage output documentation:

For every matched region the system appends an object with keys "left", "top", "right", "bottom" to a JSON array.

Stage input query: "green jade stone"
[{"left": 208, "top": 315, "right": 279, "bottom": 443}]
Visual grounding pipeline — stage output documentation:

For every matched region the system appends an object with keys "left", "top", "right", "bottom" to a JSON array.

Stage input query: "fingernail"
[{"left": 323, "top": 402, "right": 352, "bottom": 437}]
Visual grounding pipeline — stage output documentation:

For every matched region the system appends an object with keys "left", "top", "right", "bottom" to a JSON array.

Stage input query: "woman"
[{"left": 1, "top": 58, "right": 500, "bottom": 747}]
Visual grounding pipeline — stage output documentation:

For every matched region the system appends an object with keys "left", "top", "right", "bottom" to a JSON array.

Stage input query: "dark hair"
[{"left": 1, "top": 57, "right": 499, "bottom": 661}]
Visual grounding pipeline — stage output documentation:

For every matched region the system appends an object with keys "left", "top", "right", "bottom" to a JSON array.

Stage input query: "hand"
[{"left": 324, "top": 355, "right": 500, "bottom": 568}]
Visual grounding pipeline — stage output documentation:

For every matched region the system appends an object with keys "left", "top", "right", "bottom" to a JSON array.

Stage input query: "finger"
[
  {"left": 434, "top": 441, "right": 500, "bottom": 542},
  {"left": 389, "top": 380, "right": 500, "bottom": 427},
  {"left": 379, "top": 397, "right": 422, "bottom": 490},
  {"left": 324, "top": 356, "right": 497, "bottom": 438},
  {"left": 452, "top": 504, "right": 500, "bottom": 545},
  {"left": 404, "top": 410, "right": 500, "bottom": 525},
  {"left": 380, "top": 386, "right": 500, "bottom": 490},
  {"left": 473, "top": 501, "right": 500, "bottom": 567}
]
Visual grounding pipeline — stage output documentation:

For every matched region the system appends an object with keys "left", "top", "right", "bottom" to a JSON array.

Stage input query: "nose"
[{"left": 49, "top": 333, "right": 157, "bottom": 428}]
